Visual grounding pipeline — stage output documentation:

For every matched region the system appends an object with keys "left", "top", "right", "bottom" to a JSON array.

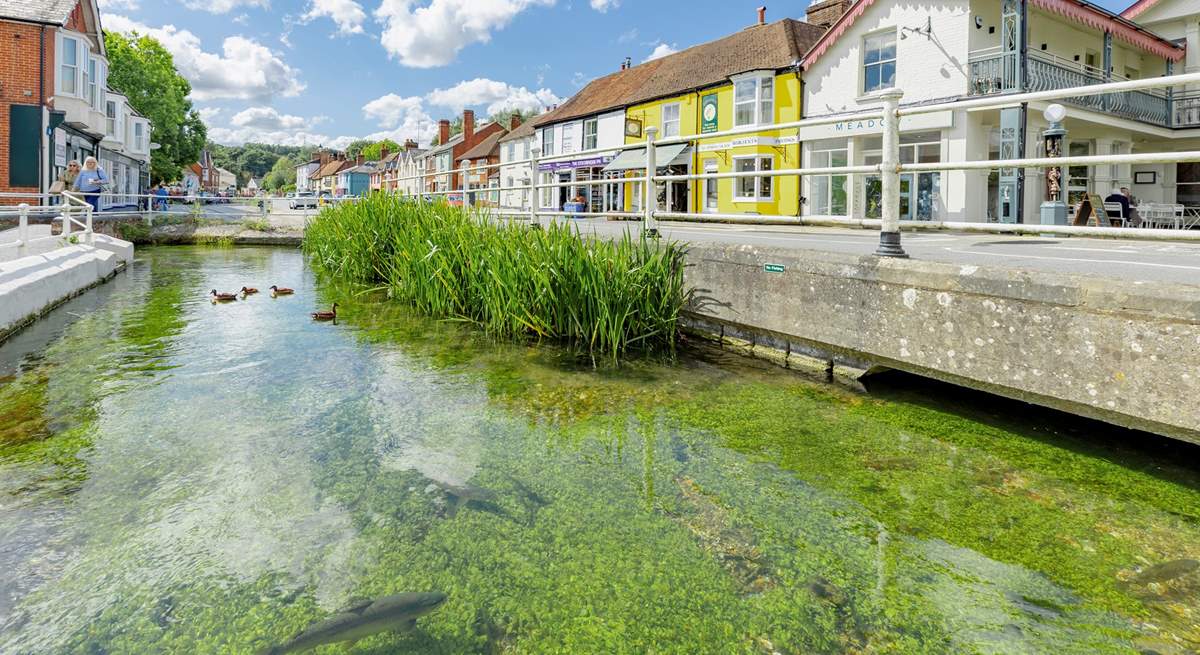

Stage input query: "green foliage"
[
  {"left": 345, "top": 139, "right": 374, "bottom": 159},
  {"left": 104, "top": 32, "right": 206, "bottom": 184},
  {"left": 304, "top": 197, "right": 690, "bottom": 360},
  {"left": 262, "top": 154, "right": 297, "bottom": 190},
  {"left": 208, "top": 143, "right": 308, "bottom": 190},
  {"left": 430, "top": 117, "right": 464, "bottom": 146},
  {"left": 361, "top": 139, "right": 401, "bottom": 161},
  {"left": 241, "top": 218, "right": 272, "bottom": 232},
  {"left": 116, "top": 221, "right": 151, "bottom": 242},
  {"left": 488, "top": 108, "right": 538, "bottom": 130}
]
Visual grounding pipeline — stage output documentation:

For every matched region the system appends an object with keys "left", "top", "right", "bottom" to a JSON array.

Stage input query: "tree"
[
  {"left": 262, "top": 154, "right": 298, "bottom": 190},
  {"left": 361, "top": 139, "right": 401, "bottom": 161},
  {"left": 489, "top": 108, "right": 538, "bottom": 129},
  {"left": 104, "top": 32, "right": 206, "bottom": 184},
  {"left": 344, "top": 139, "right": 373, "bottom": 159}
]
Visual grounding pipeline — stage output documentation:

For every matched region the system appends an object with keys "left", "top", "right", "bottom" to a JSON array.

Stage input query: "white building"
[
  {"left": 499, "top": 120, "right": 535, "bottom": 210},
  {"left": 96, "top": 90, "right": 151, "bottom": 209},
  {"left": 799, "top": 0, "right": 1200, "bottom": 224},
  {"left": 216, "top": 167, "right": 237, "bottom": 193},
  {"left": 395, "top": 148, "right": 427, "bottom": 197},
  {"left": 534, "top": 108, "right": 627, "bottom": 213},
  {"left": 295, "top": 153, "right": 322, "bottom": 192}
]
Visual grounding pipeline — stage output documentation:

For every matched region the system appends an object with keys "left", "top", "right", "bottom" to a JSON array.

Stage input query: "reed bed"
[{"left": 303, "top": 194, "right": 689, "bottom": 359}]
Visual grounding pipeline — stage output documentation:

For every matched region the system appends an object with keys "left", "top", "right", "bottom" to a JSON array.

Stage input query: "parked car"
[{"left": 290, "top": 191, "right": 317, "bottom": 209}]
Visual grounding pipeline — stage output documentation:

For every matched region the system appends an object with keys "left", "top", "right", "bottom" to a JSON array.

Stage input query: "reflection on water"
[{"left": 0, "top": 247, "right": 1197, "bottom": 654}]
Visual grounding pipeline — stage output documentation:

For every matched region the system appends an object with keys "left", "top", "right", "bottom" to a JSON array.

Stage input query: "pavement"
[{"left": 564, "top": 219, "right": 1200, "bottom": 287}]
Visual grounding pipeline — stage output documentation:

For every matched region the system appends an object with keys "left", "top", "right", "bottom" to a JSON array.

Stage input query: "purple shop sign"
[{"left": 538, "top": 156, "right": 613, "bottom": 171}]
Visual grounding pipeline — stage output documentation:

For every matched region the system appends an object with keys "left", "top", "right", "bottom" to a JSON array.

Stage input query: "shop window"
[
  {"left": 734, "top": 156, "right": 773, "bottom": 202},
  {"left": 734, "top": 75, "right": 774, "bottom": 128},
  {"left": 809, "top": 141, "right": 848, "bottom": 216},
  {"left": 1178, "top": 162, "right": 1200, "bottom": 206},
  {"left": 584, "top": 119, "right": 598, "bottom": 150},
  {"left": 863, "top": 31, "right": 896, "bottom": 94},
  {"left": 662, "top": 103, "right": 681, "bottom": 138}
]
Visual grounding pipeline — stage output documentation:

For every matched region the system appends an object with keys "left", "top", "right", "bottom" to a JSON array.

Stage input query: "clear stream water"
[{"left": 1, "top": 246, "right": 1198, "bottom": 655}]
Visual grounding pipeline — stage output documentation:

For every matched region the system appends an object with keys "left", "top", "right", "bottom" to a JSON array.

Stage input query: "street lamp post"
[{"left": 1039, "top": 104, "right": 1068, "bottom": 226}]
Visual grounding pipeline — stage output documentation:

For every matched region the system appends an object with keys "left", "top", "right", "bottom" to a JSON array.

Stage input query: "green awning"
[{"left": 601, "top": 144, "right": 689, "bottom": 172}]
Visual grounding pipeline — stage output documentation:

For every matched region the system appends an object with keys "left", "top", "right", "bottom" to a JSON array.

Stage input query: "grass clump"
[{"left": 304, "top": 194, "right": 689, "bottom": 360}]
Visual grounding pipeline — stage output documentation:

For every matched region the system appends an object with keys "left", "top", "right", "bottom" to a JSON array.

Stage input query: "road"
[{"left": 564, "top": 218, "right": 1200, "bottom": 287}]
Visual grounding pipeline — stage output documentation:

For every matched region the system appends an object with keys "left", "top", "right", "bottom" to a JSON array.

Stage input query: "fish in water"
[
  {"left": 1128, "top": 559, "right": 1199, "bottom": 585},
  {"left": 258, "top": 592, "right": 447, "bottom": 654}
]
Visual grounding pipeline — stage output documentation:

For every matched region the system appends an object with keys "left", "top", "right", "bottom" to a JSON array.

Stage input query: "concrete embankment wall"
[
  {"left": 0, "top": 236, "right": 135, "bottom": 342},
  {"left": 683, "top": 243, "right": 1200, "bottom": 445}
]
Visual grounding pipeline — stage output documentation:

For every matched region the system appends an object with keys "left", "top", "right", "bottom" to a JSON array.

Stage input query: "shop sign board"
[
  {"left": 701, "top": 94, "right": 719, "bottom": 134},
  {"left": 698, "top": 136, "right": 779, "bottom": 153},
  {"left": 797, "top": 111, "right": 954, "bottom": 140},
  {"left": 538, "top": 155, "right": 614, "bottom": 172},
  {"left": 54, "top": 129, "right": 67, "bottom": 167}
]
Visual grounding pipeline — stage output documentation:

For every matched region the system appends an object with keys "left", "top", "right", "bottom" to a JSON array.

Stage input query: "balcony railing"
[{"left": 968, "top": 51, "right": 1181, "bottom": 127}]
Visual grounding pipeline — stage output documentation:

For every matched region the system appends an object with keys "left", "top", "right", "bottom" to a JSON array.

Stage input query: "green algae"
[{"left": 0, "top": 247, "right": 1197, "bottom": 654}]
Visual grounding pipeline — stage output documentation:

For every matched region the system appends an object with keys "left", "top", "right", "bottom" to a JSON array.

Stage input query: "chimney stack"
[
  {"left": 438, "top": 119, "right": 450, "bottom": 145},
  {"left": 805, "top": 0, "right": 852, "bottom": 29},
  {"left": 624, "top": 56, "right": 632, "bottom": 70},
  {"left": 510, "top": 114, "right": 522, "bottom": 130},
  {"left": 463, "top": 109, "right": 475, "bottom": 142},
  {"left": 404, "top": 139, "right": 418, "bottom": 151},
  {"left": 318, "top": 150, "right": 331, "bottom": 166},
  {"left": 757, "top": 6, "right": 766, "bottom": 25},
  {"left": 379, "top": 146, "right": 390, "bottom": 160},
  {"left": 356, "top": 154, "right": 364, "bottom": 165}
]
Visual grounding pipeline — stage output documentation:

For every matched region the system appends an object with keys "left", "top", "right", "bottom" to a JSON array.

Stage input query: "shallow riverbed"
[{"left": 1, "top": 246, "right": 1197, "bottom": 654}]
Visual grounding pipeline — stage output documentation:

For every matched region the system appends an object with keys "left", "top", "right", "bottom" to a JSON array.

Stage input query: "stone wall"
[{"left": 684, "top": 242, "right": 1200, "bottom": 444}]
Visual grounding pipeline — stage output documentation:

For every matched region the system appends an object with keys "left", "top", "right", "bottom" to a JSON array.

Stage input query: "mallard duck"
[
  {"left": 240, "top": 286, "right": 259, "bottom": 295},
  {"left": 210, "top": 290, "right": 238, "bottom": 302},
  {"left": 311, "top": 303, "right": 338, "bottom": 321},
  {"left": 270, "top": 285, "right": 294, "bottom": 296}
]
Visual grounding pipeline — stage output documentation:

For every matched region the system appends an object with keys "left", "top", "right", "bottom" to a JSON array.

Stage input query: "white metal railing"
[
  {"left": 372, "top": 70, "right": 1200, "bottom": 253},
  {"left": 0, "top": 199, "right": 94, "bottom": 262}
]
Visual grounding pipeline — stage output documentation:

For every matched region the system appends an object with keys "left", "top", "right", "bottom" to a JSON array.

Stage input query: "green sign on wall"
[{"left": 701, "top": 94, "right": 719, "bottom": 134}]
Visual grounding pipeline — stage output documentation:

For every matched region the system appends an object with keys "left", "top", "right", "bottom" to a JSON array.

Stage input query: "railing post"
[
  {"left": 85, "top": 202, "right": 93, "bottom": 244},
  {"left": 459, "top": 163, "right": 470, "bottom": 210},
  {"left": 875, "top": 88, "right": 908, "bottom": 258},
  {"left": 529, "top": 147, "right": 541, "bottom": 229},
  {"left": 17, "top": 203, "right": 28, "bottom": 257},
  {"left": 62, "top": 199, "right": 72, "bottom": 240},
  {"left": 643, "top": 126, "right": 660, "bottom": 238}
]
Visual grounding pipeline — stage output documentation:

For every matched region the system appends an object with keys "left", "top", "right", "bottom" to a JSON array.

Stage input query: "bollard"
[
  {"left": 17, "top": 203, "right": 28, "bottom": 257},
  {"left": 529, "top": 148, "right": 541, "bottom": 229},
  {"left": 874, "top": 88, "right": 908, "bottom": 258},
  {"left": 643, "top": 126, "right": 660, "bottom": 238}
]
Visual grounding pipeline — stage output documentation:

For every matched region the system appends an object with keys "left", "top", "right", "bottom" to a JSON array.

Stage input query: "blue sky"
[{"left": 99, "top": 0, "right": 1133, "bottom": 148}]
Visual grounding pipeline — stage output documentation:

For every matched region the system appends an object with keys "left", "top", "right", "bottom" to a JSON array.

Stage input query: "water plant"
[{"left": 303, "top": 195, "right": 689, "bottom": 360}]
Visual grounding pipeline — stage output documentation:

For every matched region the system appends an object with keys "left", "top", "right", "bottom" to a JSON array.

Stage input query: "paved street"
[{"left": 569, "top": 219, "right": 1200, "bottom": 287}]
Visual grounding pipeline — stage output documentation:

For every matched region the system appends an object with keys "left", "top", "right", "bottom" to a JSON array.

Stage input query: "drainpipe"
[{"left": 39, "top": 25, "right": 46, "bottom": 196}]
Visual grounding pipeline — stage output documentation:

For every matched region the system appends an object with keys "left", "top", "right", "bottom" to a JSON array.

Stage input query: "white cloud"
[
  {"left": 98, "top": 0, "right": 139, "bottom": 10},
  {"left": 643, "top": 41, "right": 677, "bottom": 62},
  {"left": 303, "top": 0, "right": 366, "bottom": 35},
  {"left": 230, "top": 106, "right": 317, "bottom": 130},
  {"left": 197, "top": 106, "right": 224, "bottom": 122},
  {"left": 616, "top": 27, "right": 637, "bottom": 44},
  {"left": 180, "top": 0, "right": 267, "bottom": 14},
  {"left": 590, "top": 0, "right": 618, "bottom": 11},
  {"left": 361, "top": 93, "right": 440, "bottom": 145},
  {"left": 425, "top": 78, "right": 559, "bottom": 115},
  {"left": 105, "top": 15, "right": 305, "bottom": 102},
  {"left": 375, "top": 0, "right": 554, "bottom": 68},
  {"left": 208, "top": 125, "right": 351, "bottom": 148}
]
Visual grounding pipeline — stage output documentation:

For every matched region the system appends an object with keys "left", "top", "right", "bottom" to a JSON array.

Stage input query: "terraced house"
[
  {"left": 799, "top": 0, "right": 1200, "bottom": 223},
  {"left": 0, "top": 0, "right": 149, "bottom": 204},
  {"left": 531, "top": 9, "right": 824, "bottom": 218}
]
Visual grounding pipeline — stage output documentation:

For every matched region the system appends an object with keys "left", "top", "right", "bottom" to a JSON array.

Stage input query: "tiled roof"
[
  {"left": 0, "top": 0, "right": 78, "bottom": 24},
  {"left": 534, "top": 19, "right": 823, "bottom": 126},
  {"left": 498, "top": 119, "right": 536, "bottom": 144},
  {"left": 459, "top": 129, "right": 508, "bottom": 161},
  {"left": 425, "top": 133, "right": 464, "bottom": 157},
  {"left": 310, "top": 159, "right": 347, "bottom": 180}
]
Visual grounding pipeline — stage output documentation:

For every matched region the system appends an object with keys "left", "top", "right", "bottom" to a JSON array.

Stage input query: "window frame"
[
  {"left": 583, "top": 118, "right": 598, "bottom": 150},
  {"left": 732, "top": 155, "right": 774, "bottom": 202},
  {"left": 59, "top": 35, "right": 81, "bottom": 96},
  {"left": 134, "top": 121, "right": 145, "bottom": 151},
  {"left": 542, "top": 128, "right": 555, "bottom": 156},
  {"left": 732, "top": 73, "right": 775, "bottom": 128},
  {"left": 105, "top": 100, "right": 117, "bottom": 137},
  {"left": 661, "top": 103, "right": 681, "bottom": 138},
  {"left": 862, "top": 30, "right": 897, "bottom": 95}
]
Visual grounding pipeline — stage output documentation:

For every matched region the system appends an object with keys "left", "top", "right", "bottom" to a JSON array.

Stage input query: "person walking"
[
  {"left": 49, "top": 160, "right": 81, "bottom": 205},
  {"left": 72, "top": 157, "right": 109, "bottom": 213}
]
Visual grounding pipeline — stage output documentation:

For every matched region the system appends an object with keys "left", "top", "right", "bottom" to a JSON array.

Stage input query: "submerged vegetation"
[
  {"left": 2, "top": 247, "right": 1199, "bottom": 654},
  {"left": 303, "top": 195, "right": 689, "bottom": 359}
]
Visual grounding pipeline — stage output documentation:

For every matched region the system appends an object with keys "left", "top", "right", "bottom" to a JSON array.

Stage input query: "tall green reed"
[{"left": 303, "top": 194, "right": 689, "bottom": 360}]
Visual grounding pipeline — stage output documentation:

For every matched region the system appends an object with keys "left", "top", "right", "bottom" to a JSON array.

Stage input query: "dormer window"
[{"left": 733, "top": 73, "right": 774, "bottom": 128}]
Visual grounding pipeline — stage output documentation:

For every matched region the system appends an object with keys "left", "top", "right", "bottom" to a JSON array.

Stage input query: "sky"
[{"left": 97, "top": 0, "right": 1135, "bottom": 150}]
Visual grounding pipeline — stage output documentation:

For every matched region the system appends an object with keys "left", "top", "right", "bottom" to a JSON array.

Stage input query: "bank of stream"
[{"left": 0, "top": 246, "right": 1197, "bottom": 654}]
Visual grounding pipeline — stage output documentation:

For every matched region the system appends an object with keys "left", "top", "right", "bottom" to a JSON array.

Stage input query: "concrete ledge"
[
  {"left": 684, "top": 242, "right": 1200, "bottom": 444},
  {"left": 0, "top": 240, "right": 132, "bottom": 343}
]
